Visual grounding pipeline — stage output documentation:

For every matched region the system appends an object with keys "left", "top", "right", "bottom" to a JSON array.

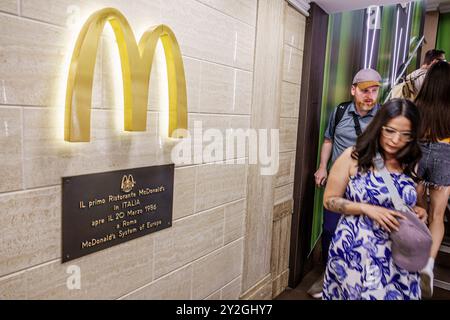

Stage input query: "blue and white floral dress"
[{"left": 322, "top": 170, "right": 421, "bottom": 300}]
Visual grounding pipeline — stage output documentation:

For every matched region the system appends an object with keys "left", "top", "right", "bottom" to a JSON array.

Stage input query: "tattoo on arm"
[{"left": 326, "top": 197, "right": 351, "bottom": 213}]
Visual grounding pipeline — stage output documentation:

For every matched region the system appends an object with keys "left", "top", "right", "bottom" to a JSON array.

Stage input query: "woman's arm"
[
  {"left": 323, "top": 148, "right": 404, "bottom": 232},
  {"left": 323, "top": 148, "right": 363, "bottom": 215}
]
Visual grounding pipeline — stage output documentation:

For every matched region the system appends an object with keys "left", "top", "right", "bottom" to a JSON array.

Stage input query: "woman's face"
[{"left": 379, "top": 115, "right": 412, "bottom": 157}]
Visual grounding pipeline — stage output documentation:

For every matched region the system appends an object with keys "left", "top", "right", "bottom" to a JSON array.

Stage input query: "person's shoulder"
[
  {"left": 408, "top": 68, "right": 427, "bottom": 80},
  {"left": 331, "top": 101, "right": 353, "bottom": 115},
  {"left": 337, "top": 147, "right": 359, "bottom": 173},
  {"left": 337, "top": 101, "right": 353, "bottom": 108},
  {"left": 333, "top": 147, "right": 357, "bottom": 174},
  {"left": 336, "top": 147, "right": 355, "bottom": 163},
  {"left": 342, "top": 146, "right": 354, "bottom": 158}
]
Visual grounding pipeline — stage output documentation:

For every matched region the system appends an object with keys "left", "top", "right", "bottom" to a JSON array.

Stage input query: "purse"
[{"left": 373, "top": 153, "right": 432, "bottom": 272}]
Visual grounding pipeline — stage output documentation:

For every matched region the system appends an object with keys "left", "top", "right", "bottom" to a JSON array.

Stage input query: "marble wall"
[
  {"left": 271, "top": 3, "right": 305, "bottom": 298},
  {"left": 0, "top": 0, "right": 307, "bottom": 299},
  {"left": 0, "top": 0, "right": 254, "bottom": 300}
]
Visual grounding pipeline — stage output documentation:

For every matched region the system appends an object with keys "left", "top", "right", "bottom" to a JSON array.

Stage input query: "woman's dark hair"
[
  {"left": 351, "top": 99, "right": 422, "bottom": 179},
  {"left": 415, "top": 60, "right": 450, "bottom": 142},
  {"left": 423, "top": 49, "right": 445, "bottom": 65}
]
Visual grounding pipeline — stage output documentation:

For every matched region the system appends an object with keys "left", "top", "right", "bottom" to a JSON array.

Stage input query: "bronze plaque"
[{"left": 62, "top": 164, "right": 174, "bottom": 262}]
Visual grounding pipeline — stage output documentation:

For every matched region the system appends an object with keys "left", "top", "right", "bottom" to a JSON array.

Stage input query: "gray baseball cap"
[{"left": 352, "top": 68, "right": 382, "bottom": 90}]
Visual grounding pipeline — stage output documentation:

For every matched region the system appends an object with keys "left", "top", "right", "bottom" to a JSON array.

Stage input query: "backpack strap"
[
  {"left": 331, "top": 101, "right": 352, "bottom": 138},
  {"left": 351, "top": 112, "right": 362, "bottom": 136}
]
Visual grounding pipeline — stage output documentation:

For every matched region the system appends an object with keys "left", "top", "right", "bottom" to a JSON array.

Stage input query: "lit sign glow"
[{"left": 65, "top": 8, "right": 187, "bottom": 142}]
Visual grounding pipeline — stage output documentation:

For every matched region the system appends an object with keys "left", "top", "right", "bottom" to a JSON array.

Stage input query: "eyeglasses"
[{"left": 381, "top": 126, "right": 413, "bottom": 142}]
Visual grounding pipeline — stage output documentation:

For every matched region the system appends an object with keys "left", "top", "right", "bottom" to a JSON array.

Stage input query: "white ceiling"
[
  {"left": 425, "top": 0, "right": 450, "bottom": 11},
  {"left": 312, "top": 0, "right": 407, "bottom": 14},
  {"left": 311, "top": 0, "right": 450, "bottom": 14}
]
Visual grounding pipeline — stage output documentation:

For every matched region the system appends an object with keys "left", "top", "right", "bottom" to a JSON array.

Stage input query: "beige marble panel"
[
  {"left": 242, "top": 0, "right": 284, "bottom": 293},
  {"left": 280, "top": 81, "right": 300, "bottom": 118},
  {"left": 21, "top": 0, "right": 161, "bottom": 29},
  {"left": 0, "top": 12, "right": 102, "bottom": 108},
  {"left": 0, "top": 273, "right": 27, "bottom": 299},
  {"left": 240, "top": 274, "right": 272, "bottom": 300},
  {"left": 221, "top": 276, "right": 242, "bottom": 300},
  {"left": 192, "top": 62, "right": 252, "bottom": 115},
  {"left": 0, "top": 187, "right": 60, "bottom": 277},
  {"left": 0, "top": 0, "right": 17, "bottom": 14},
  {"left": 282, "top": 45, "right": 303, "bottom": 85},
  {"left": 279, "top": 214, "right": 292, "bottom": 272},
  {"left": 192, "top": 239, "right": 243, "bottom": 299},
  {"left": 182, "top": 57, "right": 202, "bottom": 114},
  {"left": 195, "top": 162, "right": 247, "bottom": 212},
  {"left": 280, "top": 269, "right": 289, "bottom": 291},
  {"left": 188, "top": 113, "right": 250, "bottom": 164},
  {"left": 153, "top": 207, "right": 224, "bottom": 278},
  {"left": 233, "top": 20, "right": 256, "bottom": 71},
  {"left": 0, "top": 235, "right": 153, "bottom": 299},
  {"left": 173, "top": 166, "right": 196, "bottom": 221},
  {"left": 0, "top": 108, "right": 22, "bottom": 192},
  {"left": 274, "top": 183, "right": 294, "bottom": 205},
  {"left": 275, "top": 151, "right": 295, "bottom": 187},
  {"left": 253, "top": 282, "right": 272, "bottom": 300},
  {"left": 0, "top": 14, "right": 69, "bottom": 107},
  {"left": 23, "top": 108, "right": 164, "bottom": 189},
  {"left": 162, "top": 0, "right": 234, "bottom": 67},
  {"left": 284, "top": 4, "right": 306, "bottom": 50},
  {"left": 196, "top": 0, "right": 257, "bottom": 26},
  {"left": 270, "top": 219, "right": 281, "bottom": 276},
  {"left": 234, "top": 70, "right": 253, "bottom": 115},
  {"left": 224, "top": 199, "right": 246, "bottom": 245},
  {"left": 198, "top": 62, "right": 234, "bottom": 114},
  {"left": 279, "top": 117, "right": 298, "bottom": 152},
  {"left": 272, "top": 269, "right": 289, "bottom": 298},
  {"left": 204, "top": 289, "right": 221, "bottom": 300},
  {"left": 273, "top": 199, "right": 293, "bottom": 221},
  {"left": 22, "top": 0, "right": 95, "bottom": 26},
  {"left": 271, "top": 273, "right": 283, "bottom": 298},
  {"left": 122, "top": 265, "right": 192, "bottom": 300},
  {"left": 162, "top": 0, "right": 254, "bottom": 70},
  {"left": 189, "top": 114, "right": 251, "bottom": 137}
]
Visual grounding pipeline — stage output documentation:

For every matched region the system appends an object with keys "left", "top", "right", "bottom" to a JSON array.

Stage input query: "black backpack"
[{"left": 330, "top": 101, "right": 362, "bottom": 138}]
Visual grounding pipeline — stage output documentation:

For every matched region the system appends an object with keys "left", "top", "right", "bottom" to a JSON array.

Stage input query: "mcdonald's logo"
[
  {"left": 121, "top": 174, "right": 136, "bottom": 193},
  {"left": 65, "top": 8, "right": 188, "bottom": 142}
]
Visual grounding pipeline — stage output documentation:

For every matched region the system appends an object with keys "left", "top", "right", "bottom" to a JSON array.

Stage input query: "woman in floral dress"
[{"left": 322, "top": 99, "right": 427, "bottom": 300}]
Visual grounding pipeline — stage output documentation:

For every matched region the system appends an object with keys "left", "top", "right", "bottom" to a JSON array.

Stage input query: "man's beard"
[{"left": 356, "top": 99, "right": 376, "bottom": 111}]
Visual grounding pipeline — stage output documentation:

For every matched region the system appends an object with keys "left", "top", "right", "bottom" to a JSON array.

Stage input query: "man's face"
[{"left": 351, "top": 85, "right": 380, "bottom": 112}]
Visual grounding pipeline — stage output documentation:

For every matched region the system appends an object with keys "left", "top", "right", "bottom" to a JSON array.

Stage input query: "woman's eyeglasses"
[{"left": 381, "top": 126, "right": 413, "bottom": 142}]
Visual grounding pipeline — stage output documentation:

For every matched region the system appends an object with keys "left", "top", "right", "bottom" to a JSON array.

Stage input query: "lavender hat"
[{"left": 390, "top": 208, "right": 432, "bottom": 272}]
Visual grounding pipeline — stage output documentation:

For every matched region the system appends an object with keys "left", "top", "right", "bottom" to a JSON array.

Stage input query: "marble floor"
[{"left": 275, "top": 267, "right": 450, "bottom": 300}]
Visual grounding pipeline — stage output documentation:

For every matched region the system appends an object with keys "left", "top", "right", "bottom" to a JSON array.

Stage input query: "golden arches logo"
[{"left": 65, "top": 8, "right": 187, "bottom": 142}]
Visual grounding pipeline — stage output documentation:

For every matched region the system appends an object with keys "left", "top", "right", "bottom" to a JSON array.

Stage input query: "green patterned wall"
[
  {"left": 309, "top": 1, "right": 425, "bottom": 253},
  {"left": 437, "top": 12, "right": 450, "bottom": 55}
]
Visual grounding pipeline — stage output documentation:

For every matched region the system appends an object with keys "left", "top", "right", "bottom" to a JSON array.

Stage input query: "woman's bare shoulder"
[{"left": 335, "top": 147, "right": 359, "bottom": 175}]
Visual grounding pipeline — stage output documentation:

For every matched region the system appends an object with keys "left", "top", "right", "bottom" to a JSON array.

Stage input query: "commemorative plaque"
[{"left": 62, "top": 164, "right": 174, "bottom": 262}]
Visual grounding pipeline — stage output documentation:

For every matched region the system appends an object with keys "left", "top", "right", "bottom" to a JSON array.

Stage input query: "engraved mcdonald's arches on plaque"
[{"left": 65, "top": 7, "right": 188, "bottom": 142}]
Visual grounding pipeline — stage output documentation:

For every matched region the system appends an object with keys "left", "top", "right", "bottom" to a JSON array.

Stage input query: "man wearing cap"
[{"left": 308, "top": 68, "right": 382, "bottom": 299}]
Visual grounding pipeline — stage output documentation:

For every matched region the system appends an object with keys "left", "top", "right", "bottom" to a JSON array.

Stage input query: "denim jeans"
[{"left": 418, "top": 142, "right": 450, "bottom": 188}]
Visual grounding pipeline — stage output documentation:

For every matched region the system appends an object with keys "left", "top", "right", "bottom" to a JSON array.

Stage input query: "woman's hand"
[
  {"left": 413, "top": 205, "right": 428, "bottom": 223},
  {"left": 361, "top": 204, "right": 405, "bottom": 232}
]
